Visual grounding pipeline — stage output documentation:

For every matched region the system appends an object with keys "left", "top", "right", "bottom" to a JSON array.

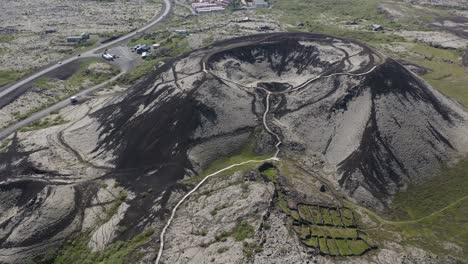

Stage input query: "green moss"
[
  {"left": 321, "top": 208, "right": 333, "bottom": 225},
  {"left": 0, "top": 69, "right": 25, "bottom": 87},
  {"left": 292, "top": 225, "right": 310, "bottom": 239},
  {"left": 336, "top": 239, "right": 353, "bottom": 256},
  {"left": 184, "top": 141, "right": 271, "bottom": 185},
  {"left": 330, "top": 210, "right": 344, "bottom": 226},
  {"left": 117, "top": 58, "right": 162, "bottom": 85},
  {"left": 0, "top": 139, "right": 11, "bottom": 153},
  {"left": 242, "top": 241, "right": 263, "bottom": 257},
  {"left": 392, "top": 158, "right": 468, "bottom": 220},
  {"left": 302, "top": 237, "right": 319, "bottom": 247},
  {"left": 392, "top": 42, "right": 468, "bottom": 108},
  {"left": 318, "top": 237, "right": 328, "bottom": 253},
  {"left": 340, "top": 208, "right": 354, "bottom": 226},
  {"left": 326, "top": 238, "right": 340, "bottom": 255},
  {"left": 66, "top": 58, "right": 119, "bottom": 88},
  {"left": 19, "top": 115, "right": 68, "bottom": 132},
  {"left": 0, "top": 35, "right": 15, "bottom": 43},
  {"left": 348, "top": 239, "right": 370, "bottom": 255},
  {"left": 231, "top": 221, "right": 255, "bottom": 241},
  {"left": 261, "top": 168, "right": 277, "bottom": 183},
  {"left": 310, "top": 226, "right": 357, "bottom": 238},
  {"left": 37, "top": 228, "right": 154, "bottom": 264}
]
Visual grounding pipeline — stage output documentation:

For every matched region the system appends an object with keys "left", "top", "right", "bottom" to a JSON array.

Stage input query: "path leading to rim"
[
  {"left": 156, "top": 60, "right": 381, "bottom": 263},
  {"left": 155, "top": 69, "right": 282, "bottom": 263}
]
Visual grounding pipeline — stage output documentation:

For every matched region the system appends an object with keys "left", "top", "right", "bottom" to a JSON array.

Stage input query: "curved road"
[
  {"left": 0, "top": 0, "right": 172, "bottom": 140},
  {"left": 0, "top": 0, "right": 171, "bottom": 99}
]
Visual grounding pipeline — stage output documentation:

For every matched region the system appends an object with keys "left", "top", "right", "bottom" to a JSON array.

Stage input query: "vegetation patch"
[
  {"left": 19, "top": 115, "right": 68, "bottom": 132},
  {"left": 231, "top": 221, "right": 255, "bottom": 241},
  {"left": 391, "top": 157, "right": 468, "bottom": 220},
  {"left": 242, "top": 241, "right": 263, "bottom": 258},
  {"left": 31, "top": 228, "right": 154, "bottom": 264},
  {"left": 0, "top": 69, "right": 26, "bottom": 87},
  {"left": 183, "top": 141, "right": 271, "bottom": 185},
  {"left": 66, "top": 58, "right": 119, "bottom": 88}
]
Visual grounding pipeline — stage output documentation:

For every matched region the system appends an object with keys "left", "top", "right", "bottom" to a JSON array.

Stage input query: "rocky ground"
[
  {"left": 0, "top": 0, "right": 161, "bottom": 71},
  {"left": 0, "top": 58, "right": 119, "bottom": 130},
  {"left": 404, "top": 0, "right": 467, "bottom": 8},
  {"left": 1, "top": 0, "right": 468, "bottom": 260},
  {"left": 2, "top": 32, "right": 467, "bottom": 263}
]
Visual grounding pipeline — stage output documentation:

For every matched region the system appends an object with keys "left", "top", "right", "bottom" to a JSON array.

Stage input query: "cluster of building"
[
  {"left": 190, "top": 0, "right": 269, "bottom": 14},
  {"left": 191, "top": 0, "right": 229, "bottom": 14}
]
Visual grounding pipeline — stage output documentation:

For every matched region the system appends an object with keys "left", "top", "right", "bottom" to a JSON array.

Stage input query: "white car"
[{"left": 70, "top": 96, "right": 79, "bottom": 104}]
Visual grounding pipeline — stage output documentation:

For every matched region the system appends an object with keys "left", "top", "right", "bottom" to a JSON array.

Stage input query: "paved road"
[
  {"left": 0, "top": 0, "right": 172, "bottom": 100},
  {"left": 0, "top": 0, "right": 172, "bottom": 140},
  {"left": 0, "top": 73, "right": 123, "bottom": 140}
]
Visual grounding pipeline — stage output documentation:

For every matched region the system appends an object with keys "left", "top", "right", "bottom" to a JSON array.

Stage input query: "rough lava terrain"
[{"left": 1, "top": 33, "right": 468, "bottom": 263}]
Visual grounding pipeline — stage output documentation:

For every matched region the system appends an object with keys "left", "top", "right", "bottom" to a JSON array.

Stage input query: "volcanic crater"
[
  {"left": 80, "top": 32, "right": 468, "bottom": 212},
  {"left": 1, "top": 32, "right": 468, "bottom": 262}
]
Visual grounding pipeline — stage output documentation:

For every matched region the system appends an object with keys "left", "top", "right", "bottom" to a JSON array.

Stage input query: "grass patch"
[
  {"left": 303, "top": 237, "right": 318, "bottom": 247},
  {"left": 261, "top": 167, "right": 277, "bottom": 183},
  {"left": 310, "top": 226, "right": 357, "bottom": 238},
  {"left": 0, "top": 139, "right": 11, "bottom": 153},
  {"left": 242, "top": 241, "right": 263, "bottom": 258},
  {"left": 40, "top": 227, "right": 154, "bottom": 264},
  {"left": 330, "top": 210, "right": 344, "bottom": 226},
  {"left": 336, "top": 239, "right": 352, "bottom": 255},
  {"left": 215, "top": 220, "right": 255, "bottom": 243},
  {"left": 231, "top": 221, "right": 255, "bottom": 241},
  {"left": 393, "top": 42, "right": 468, "bottom": 108},
  {"left": 292, "top": 225, "right": 310, "bottom": 239},
  {"left": 66, "top": 58, "right": 119, "bottom": 88},
  {"left": 348, "top": 239, "right": 370, "bottom": 255},
  {"left": 0, "top": 35, "right": 15, "bottom": 43},
  {"left": 117, "top": 58, "right": 162, "bottom": 85},
  {"left": 368, "top": 158, "right": 468, "bottom": 258},
  {"left": 391, "top": 158, "right": 468, "bottom": 220},
  {"left": 183, "top": 141, "right": 271, "bottom": 185},
  {"left": 321, "top": 208, "right": 333, "bottom": 225},
  {"left": 340, "top": 208, "right": 354, "bottom": 226},
  {"left": 326, "top": 238, "right": 340, "bottom": 255},
  {"left": 0, "top": 69, "right": 25, "bottom": 87},
  {"left": 298, "top": 205, "right": 321, "bottom": 224},
  {"left": 277, "top": 191, "right": 300, "bottom": 220},
  {"left": 34, "top": 77, "right": 53, "bottom": 90},
  {"left": 318, "top": 237, "right": 328, "bottom": 253},
  {"left": 19, "top": 115, "right": 67, "bottom": 132}
]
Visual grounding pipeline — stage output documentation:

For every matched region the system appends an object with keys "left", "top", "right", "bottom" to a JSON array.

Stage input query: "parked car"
[{"left": 70, "top": 96, "right": 79, "bottom": 104}]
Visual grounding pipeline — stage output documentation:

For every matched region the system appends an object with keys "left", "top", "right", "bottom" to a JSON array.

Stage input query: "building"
[
  {"left": 196, "top": 6, "right": 225, "bottom": 13},
  {"left": 66, "top": 32, "right": 90, "bottom": 43},
  {"left": 253, "top": 0, "right": 268, "bottom": 8},
  {"left": 67, "top": 36, "right": 83, "bottom": 43},
  {"left": 44, "top": 29, "right": 57, "bottom": 34},
  {"left": 258, "top": 25, "right": 272, "bottom": 31},
  {"left": 81, "top": 32, "right": 90, "bottom": 40},
  {"left": 192, "top": 2, "right": 218, "bottom": 9},
  {"left": 192, "top": 2, "right": 225, "bottom": 14},
  {"left": 175, "top": 29, "right": 189, "bottom": 35},
  {"left": 372, "top": 24, "right": 383, "bottom": 31}
]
